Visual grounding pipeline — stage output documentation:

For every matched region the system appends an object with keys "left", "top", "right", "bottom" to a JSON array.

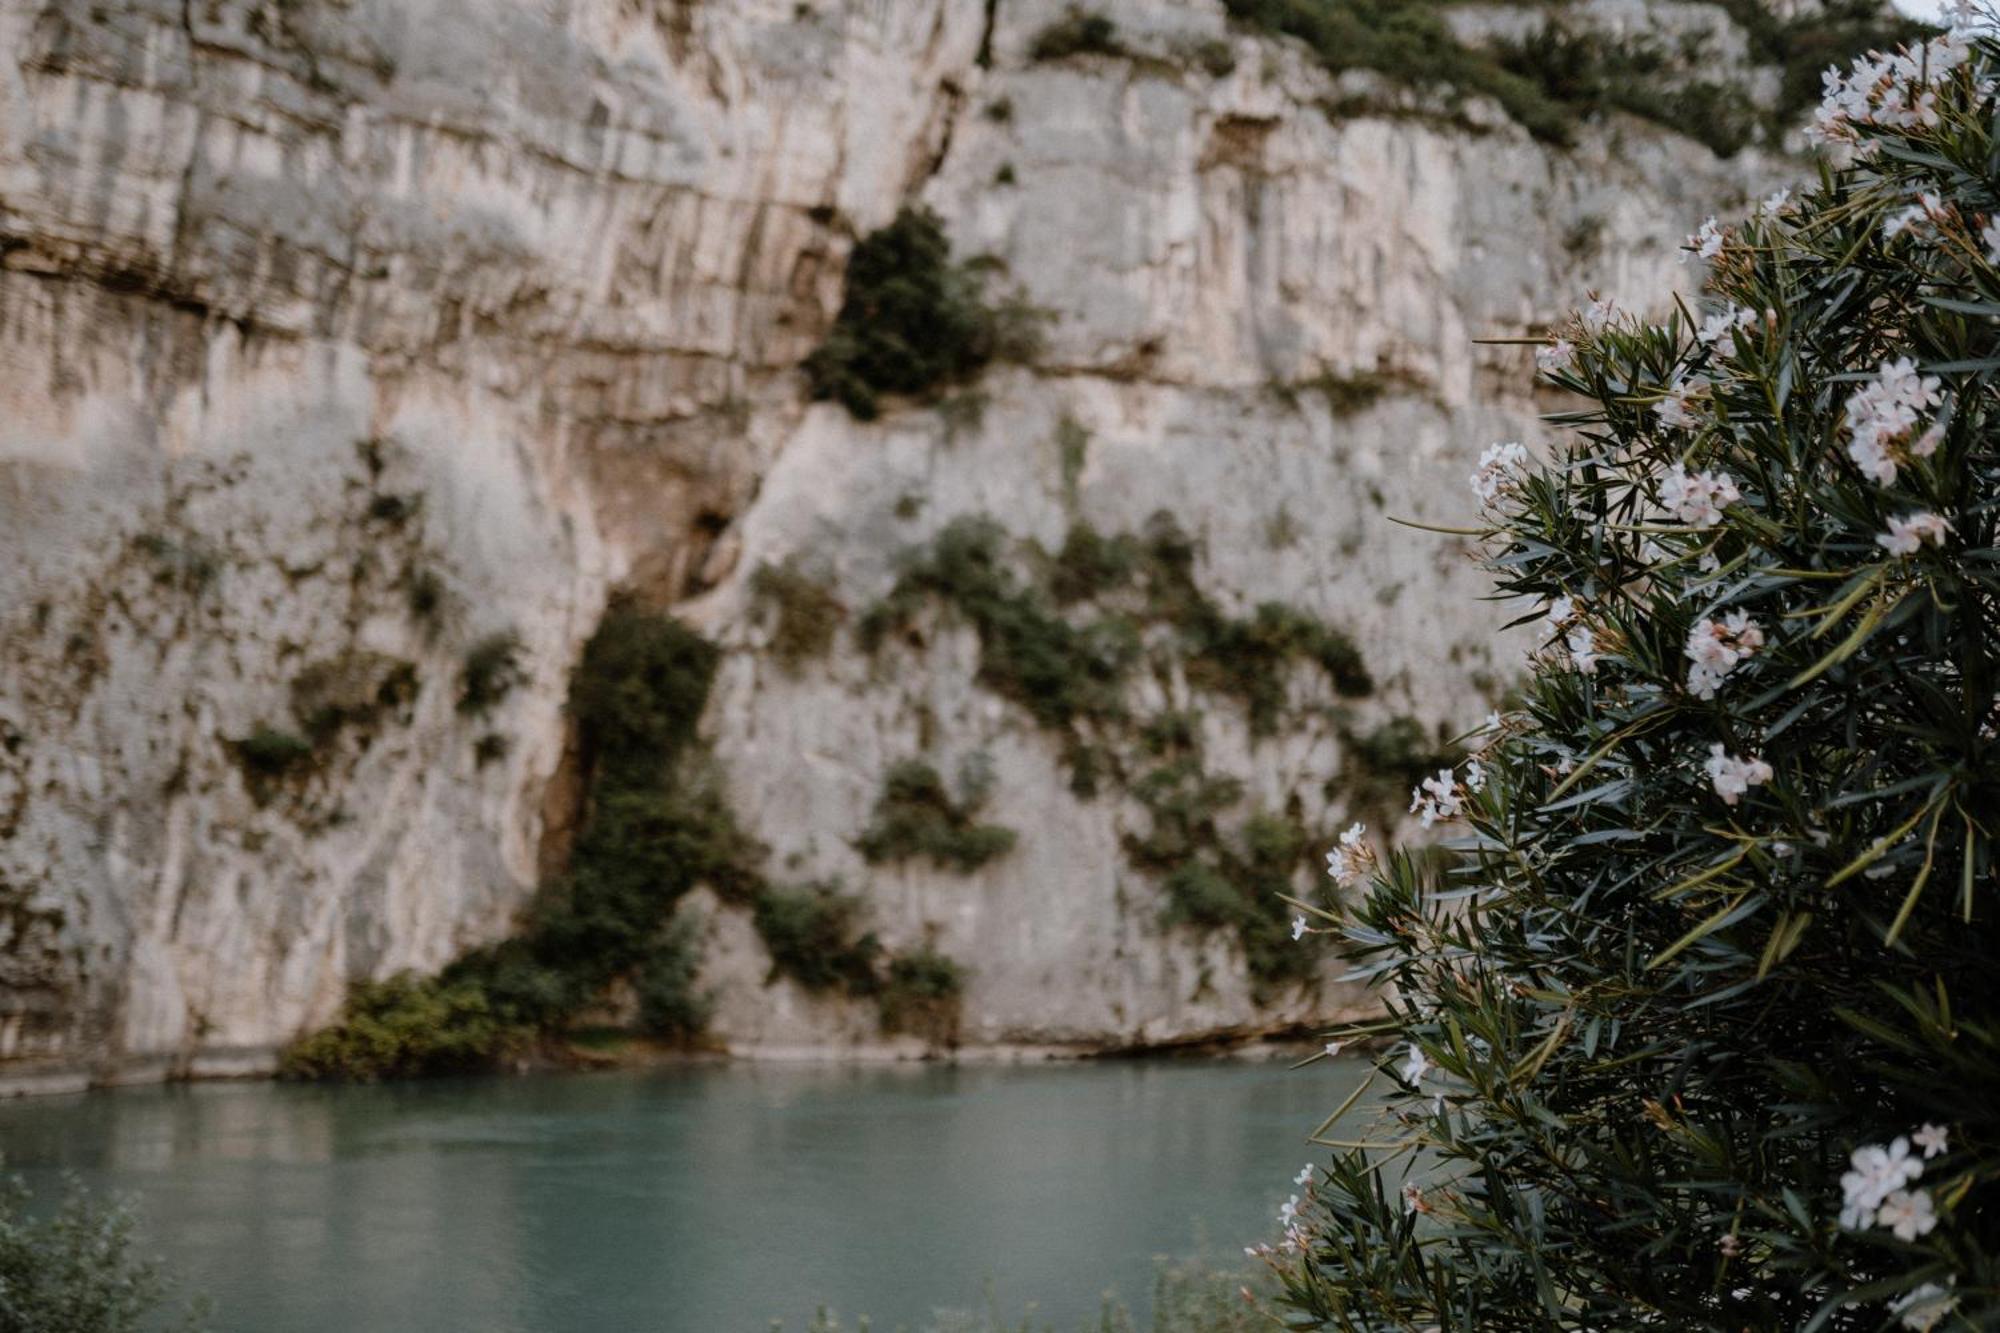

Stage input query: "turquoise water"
[{"left": 0, "top": 1058, "right": 1360, "bottom": 1331}]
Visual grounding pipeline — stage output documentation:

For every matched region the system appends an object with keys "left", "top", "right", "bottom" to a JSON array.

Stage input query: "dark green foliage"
[
  {"left": 1048, "top": 521, "right": 1138, "bottom": 605},
  {"left": 1222, "top": 0, "right": 1584, "bottom": 144},
  {"left": 458, "top": 630, "right": 525, "bottom": 716},
  {"left": 1715, "top": 0, "right": 1934, "bottom": 129},
  {"left": 863, "top": 517, "right": 1136, "bottom": 731},
  {"left": 293, "top": 651, "right": 419, "bottom": 741},
  {"left": 869, "top": 514, "right": 1369, "bottom": 739},
  {"left": 1178, "top": 35, "right": 1237, "bottom": 78},
  {"left": 879, "top": 947, "right": 966, "bottom": 1044},
  {"left": 404, "top": 566, "right": 445, "bottom": 621},
  {"left": 856, "top": 760, "right": 1018, "bottom": 872},
  {"left": 1336, "top": 713, "right": 1462, "bottom": 814},
  {"left": 803, "top": 207, "right": 1041, "bottom": 419},
  {"left": 1185, "top": 603, "right": 1374, "bottom": 735},
  {"left": 1126, "top": 761, "right": 1323, "bottom": 994},
  {"left": 752, "top": 884, "right": 882, "bottom": 994},
  {"left": 286, "top": 607, "right": 749, "bottom": 1078},
  {"left": 750, "top": 559, "right": 844, "bottom": 669},
  {"left": 1226, "top": 0, "right": 1926, "bottom": 154},
  {"left": 1274, "top": 366, "right": 1430, "bottom": 415},
  {"left": 365, "top": 492, "right": 419, "bottom": 524},
  {"left": 232, "top": 726, "right": 314, "bottom": 777},
  {"left": 0, "top": 1167, "right": 203, "bottom": 1332},
  {"left": 1287, "top": 43, "right": 2000, "bottom": 1329},
  {"left": 278, "top": 974, "right": 528, "bottom": 1081},
  {"left": 1493, "top": 24, "right": 1758, "bottom": 158},
  {"left": 1028, "top": 10, "right": 1121, "bottom": 62},
  {"left": 634, "top": 914, "right": 712, "bottom": 1040},
  {"left": 570, "top": 605, "right": 719, "bottom": 787},
  {"left": 133, "top": 532, "right": 219, "bottom": 592}
]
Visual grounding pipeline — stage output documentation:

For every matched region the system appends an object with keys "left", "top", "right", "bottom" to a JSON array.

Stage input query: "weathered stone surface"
[{"left": 0, "top": 0, "right": 1782, "bottom": 1084}]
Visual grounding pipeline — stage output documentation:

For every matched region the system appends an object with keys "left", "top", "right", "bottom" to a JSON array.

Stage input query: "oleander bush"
[{"left": 1273, "top": 24, "right": 2000, "bottom": 1331}]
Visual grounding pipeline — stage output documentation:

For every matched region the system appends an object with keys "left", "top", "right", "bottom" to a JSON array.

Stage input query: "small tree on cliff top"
[{"left": 1271, "top": 17, "right": 2000, "bottom": 1331}]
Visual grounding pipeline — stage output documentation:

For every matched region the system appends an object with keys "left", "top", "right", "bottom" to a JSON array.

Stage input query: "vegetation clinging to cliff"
[
  {"left": 804, "top": 207, "right": 1042, "bottom": 420},
  {"left": 1226, "top": 0, "right": 1929, "bottom": 156},
  {"left": 857, "top": 759, "right": 1018, "bottom": 873}
]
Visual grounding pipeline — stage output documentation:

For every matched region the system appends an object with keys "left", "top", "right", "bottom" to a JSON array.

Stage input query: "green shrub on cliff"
[
  {"left": 284, "top": 606, "right": 753, "bottom": 1078},
  {"left": 804, "top": 207, "right": 1042, "bottom": 420},
  {"left": 856, "top": 759, "right": 1018, "bottom": 872},
  {"left": 1271, "top": 26, "right": 2000, "bottom": 1329}
]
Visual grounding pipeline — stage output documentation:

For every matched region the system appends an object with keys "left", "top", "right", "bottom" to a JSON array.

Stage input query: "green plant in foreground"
[
  {"left": 0, "top": 1164, "right": 204, "bottom": 1332},
  {"left": 1276, "top": 27, "right": 2000, "bottom": 1330}
]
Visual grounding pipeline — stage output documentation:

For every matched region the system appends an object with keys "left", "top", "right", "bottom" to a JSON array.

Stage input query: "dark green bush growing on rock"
[
  {"left": 457, "top": 630, "right": 524, "bottom": 716},
  {"left": 752, "top": 883, "right": 882, "bottom": 995},
  {"left": 232, "top": 725, "right": 314, "bottom": 781},
  {"left": 1276, "top": 30, "right": 2000, "bottom": 1328},
  {"left": 286, "top": 606, "right": 755, "bottom": 1078},
  {"left": 1029, "top": 10, "right": 1122, "bottom": 62},
  {"left": 749, "top": 559, "right": 844, "bottom": 669},
  {"left": 634, "top": 915, "right": 712, "bottom": 1040},
  {"left": 1225, "top": 0, "right": 1930, "bottom": 154},
  {"left": 278, "top": 974, "right": 528, "bottom": 1081},
  {"left": 879, "top": 947, "right": 966, "bottom": 1045},
  {"left": 856, "top": 759, "right": 1018, "bottom": 872},
  {"left": 803, "top": 207, "right": 1042, "bottom": 420}
]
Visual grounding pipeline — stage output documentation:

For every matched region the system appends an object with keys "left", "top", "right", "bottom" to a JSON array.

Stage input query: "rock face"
[{"left": 0, "top": 0, "right": 1781, "bottom": 1085}]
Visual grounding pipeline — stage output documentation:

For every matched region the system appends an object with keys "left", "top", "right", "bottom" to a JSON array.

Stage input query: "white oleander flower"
[
  {"left": 1696, "top": 305, "right": 1758, "bottom": 350},
  {"left": 1840, "top": 1137, "right": 1924, "bottom": 1229},
  {"left": 1581, "top": 295, "right": 1618, "bottom": 333},
  {"left": 1893, "top": 1281, "right": 1957, "bottom": 1332},
  {"left": 1470, "top": 441, "right": 1531, "bottom": 505},
  {"left": 1566, "top": 624, "right": 1599, "bottom": 675},
  {"left": 1660, "top": 466, "right": 1740, "bottom": 528},
  {"left": 1536, "top": 338, "right": 1575, "bottom": 373},
  {"left": 1323, "top": 1040, "right": 1345, "bottom": 1058},
  {"left": 1684, "top": 216, "right": 1725, "bottom": 262},
  {"left": 1291, "top": 914, "right": 1309, "bottom": 942},
  {"left": 1878, "top": 1188, "right": 1938, "bottom": 1242},
  {"left": 1463, "top": 757, "right": 1487, "bottom": 793},
  {"left": 1654, "top": 385, "right": 1701, "bottom": 430},
  {"left": 1846, "top": 356, "right": 1944, "bottom": 485},
  {"left": 1684, "top": 610, "right": 1766, "bottom": 699},
  {"left": 1757, "top": 187, "right": 1792, "bottom": 217},
  {"left": 1810, "top": 34, "right": 1975, "bottom": 159},
  {"left": 1913, "top": 1123, "right": 1949, "bottom": 1159},
  {"left": 1325, "top": 823, "right": 1370, "bottom": 887},
  {"left": 1295, "top": 1164, "right": 1315, "bottom": 1186},
  {"left": 1400, "top": 1045, "right": 1432, "bottom": 1084},
  {"left": 1879, "top": 510, "right": 1953, "bottom": 556},
  {"left": 1704, "top": 744, "right": 1773, "bottom": 805},
  {"left": 1885, "top": 192, "right": 1944, "bottom": 239},
  {"left": 1410, "top": 770, "right": 1464, "bottom": 827}
]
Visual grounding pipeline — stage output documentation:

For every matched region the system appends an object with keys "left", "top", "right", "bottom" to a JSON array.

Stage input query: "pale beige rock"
[{"left": 0, "top": 0, "right": 1783, "bottom": 1086}]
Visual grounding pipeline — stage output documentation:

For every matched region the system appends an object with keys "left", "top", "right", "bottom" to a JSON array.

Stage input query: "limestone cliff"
[{"left": 0, "top": 0, "right": 1798, "bottom": 1087}]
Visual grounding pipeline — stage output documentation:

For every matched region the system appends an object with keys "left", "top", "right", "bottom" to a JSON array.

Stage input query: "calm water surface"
[{"left": 0, "top": 1058, "right": 1362, "bottom": 1332}]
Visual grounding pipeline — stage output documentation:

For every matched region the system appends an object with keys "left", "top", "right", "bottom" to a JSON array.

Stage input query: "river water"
[{"left": 0, "top": 1057, "right": 1361, "bottom": 1332}]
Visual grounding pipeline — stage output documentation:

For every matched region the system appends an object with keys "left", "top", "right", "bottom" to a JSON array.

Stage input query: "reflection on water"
[{"left": 0, "top": 1058, "right": 1364, "bottom": 1332}]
